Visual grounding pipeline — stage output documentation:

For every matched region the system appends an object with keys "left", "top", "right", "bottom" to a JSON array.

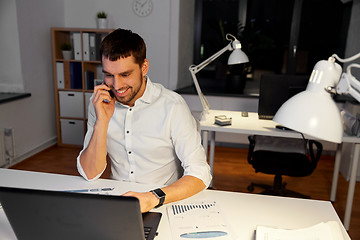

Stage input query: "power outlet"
[{"left": 4, "top": 128, "right": 15, "bottom": 165}]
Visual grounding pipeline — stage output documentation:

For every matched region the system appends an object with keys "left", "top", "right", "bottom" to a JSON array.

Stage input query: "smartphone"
[
  {"left": 102, "top": 82, "right": 114, "bottom": 103},
  {"left": 108, "top": 89, "right": 115, "bottom": 98}
]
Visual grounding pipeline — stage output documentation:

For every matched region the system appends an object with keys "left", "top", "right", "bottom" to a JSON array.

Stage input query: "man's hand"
[
  {"left": 122, "top": 176, "right": 206, "bottom": 213},
  {"left": 93, "top": 84, "right": 115, "bottom": 123},
  {"left": 122, "top": 191, "right": 159, "bottom": 213}
]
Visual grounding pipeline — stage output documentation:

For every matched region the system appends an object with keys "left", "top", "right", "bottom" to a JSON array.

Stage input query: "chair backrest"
[{"left": 248, "top": 135, "right": 322, "bottom": 177}]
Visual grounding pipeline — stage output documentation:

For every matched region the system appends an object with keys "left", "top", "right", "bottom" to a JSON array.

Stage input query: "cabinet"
[{"left": 51, "top": 28, "right": 113, "bottom": 146}]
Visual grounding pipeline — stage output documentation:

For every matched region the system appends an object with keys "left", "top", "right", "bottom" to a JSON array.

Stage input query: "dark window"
[{"left": 190, "top": 0, "right": 352, "bottom": 96}]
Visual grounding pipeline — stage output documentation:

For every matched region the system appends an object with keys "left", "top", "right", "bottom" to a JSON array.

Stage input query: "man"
[{"left": 77, "top": 28, "right": 212, "bottom": 212}]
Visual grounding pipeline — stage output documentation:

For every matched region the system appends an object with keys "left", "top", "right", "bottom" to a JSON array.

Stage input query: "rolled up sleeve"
[{"left": 170, "top": 100, "right": 212, "bottom": 188}]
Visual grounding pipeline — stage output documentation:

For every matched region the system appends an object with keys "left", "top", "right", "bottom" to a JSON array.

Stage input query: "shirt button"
[
  {"left": 128, "top": 151, "right": 132, "bottom": 154},
  {"left": 130, "top": 171, "right": 134, "bottom": 174},
  {"left": 129, "top": 108, "right": 132, "bottom": 111},
  {"left": 126, "top": 130, "right": 129, "bottom": 134}
]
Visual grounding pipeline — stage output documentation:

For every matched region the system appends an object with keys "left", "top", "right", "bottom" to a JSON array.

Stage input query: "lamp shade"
[
  {"left": 228, "top": 40, "right": 249, "bottom": 65},
  {"left": 273, "top": 59, "right": 343, "bottom": 143}
]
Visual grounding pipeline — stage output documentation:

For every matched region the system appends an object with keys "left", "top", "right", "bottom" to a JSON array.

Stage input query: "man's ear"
[{"left": 142, "top": 59, "right": 149, "bottom": 76}]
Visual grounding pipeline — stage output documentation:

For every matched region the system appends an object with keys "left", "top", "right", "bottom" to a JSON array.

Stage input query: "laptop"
[
  {"left": 0, "top": 186, "right": 162, "bottom": 240},
  {"left": 258, "top": 74, "right": 309, "bottom": 120}
]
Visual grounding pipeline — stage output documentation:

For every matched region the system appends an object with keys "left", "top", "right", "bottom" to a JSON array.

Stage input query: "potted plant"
[
  {"left": 96, "top": 11, "right": 108, "bottom": 29},
  {"left": 60, "top": 42, "right": 72, "bottom": 60}
]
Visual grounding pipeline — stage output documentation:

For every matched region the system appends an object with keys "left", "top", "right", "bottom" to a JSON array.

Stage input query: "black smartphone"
[
  {"left": 108, "top": 89, "right": 115, "bottom": 98},
  {"left": 103, "top": 82, "right": 114, "bottom": 102},
  {"left": 103, "top": 82, "right": 115, "bottom": 98}
]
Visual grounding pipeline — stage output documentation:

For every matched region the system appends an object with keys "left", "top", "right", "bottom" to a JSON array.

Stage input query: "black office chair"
[{"left": 247, "top": 135, "right": 322, "bottom": 199}]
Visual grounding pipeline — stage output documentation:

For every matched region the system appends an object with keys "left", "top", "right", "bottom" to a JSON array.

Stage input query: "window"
[{"left": 190, "top": 0, "right": 352, "bottom": 96}]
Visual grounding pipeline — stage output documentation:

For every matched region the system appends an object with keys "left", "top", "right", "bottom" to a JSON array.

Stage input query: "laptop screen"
[{"left": 258, "top": 74, "right": 309, "bottom": 120}]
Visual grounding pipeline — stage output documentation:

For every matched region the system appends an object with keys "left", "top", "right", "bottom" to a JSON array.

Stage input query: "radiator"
[{"left": 0, "top": 129, "right": 5, "bottom": 167}]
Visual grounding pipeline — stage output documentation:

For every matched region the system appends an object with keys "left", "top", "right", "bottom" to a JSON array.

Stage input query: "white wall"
[
  {"left": 0, "top": 0, "right": 24, "bottom": 92},
  {"left": 0, "top": 0, "right": 64, "bottom": 164}
]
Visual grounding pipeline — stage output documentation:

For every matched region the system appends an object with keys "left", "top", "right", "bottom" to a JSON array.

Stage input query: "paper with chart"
[{"left": 167, "top": 201, "right": 236, "bottom": 239}]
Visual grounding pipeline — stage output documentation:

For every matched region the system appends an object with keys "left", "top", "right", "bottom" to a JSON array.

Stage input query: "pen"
[
  {"left": 180, "top": 231, "right": 227, "bottom": 238},
  {"left": 67, "top": 187, "right": 115, "bottom": 193}
]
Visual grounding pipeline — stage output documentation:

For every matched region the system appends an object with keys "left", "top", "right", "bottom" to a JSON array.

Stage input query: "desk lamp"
[
  {"left": 189, "top": 33, "right": 249, "bottom": 120},
  {"left": 273, "top": 52, "right": 360, "bottom": 143}
]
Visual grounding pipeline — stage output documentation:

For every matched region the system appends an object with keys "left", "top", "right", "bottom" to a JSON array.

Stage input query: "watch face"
[
  {"left": 153, "top": 188, "right": 165, "bottom": 198},
  {"left": 133, "top": 0, "right": 153, "bottom": 17}
]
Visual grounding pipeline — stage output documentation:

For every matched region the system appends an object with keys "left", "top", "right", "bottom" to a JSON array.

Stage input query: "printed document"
[
  {"left": 255, "top": 221, "right": 345, "bottom": 240},
  {"left": 167, "top": 200, "right": 236, "bottom": 239}
]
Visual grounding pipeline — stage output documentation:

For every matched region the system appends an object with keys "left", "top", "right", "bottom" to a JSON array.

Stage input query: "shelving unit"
[{"left": 51, "top": 27, "right": 113, "bottom": 146}]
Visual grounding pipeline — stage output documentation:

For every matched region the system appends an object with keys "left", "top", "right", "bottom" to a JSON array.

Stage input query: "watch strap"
[{"left": 151, "top": 188, "right": 166, "bottom": 208}]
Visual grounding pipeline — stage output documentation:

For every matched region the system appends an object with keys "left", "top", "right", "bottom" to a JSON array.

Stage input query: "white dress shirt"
[{"left": 77, "top": 77, "right": 212, "bottom": 187}]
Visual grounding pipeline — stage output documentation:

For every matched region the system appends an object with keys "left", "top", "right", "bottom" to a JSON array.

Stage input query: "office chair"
[{"left": 247, "top": 135, "right": 322, "bottom": 198}]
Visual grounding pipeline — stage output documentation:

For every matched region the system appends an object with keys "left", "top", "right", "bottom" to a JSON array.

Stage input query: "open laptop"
[
  {"left": 0, "top": 186, "right": 162, "bottom": 240},
  {"left": 258, "top": 74, "right": 309, "bottom": 120}
]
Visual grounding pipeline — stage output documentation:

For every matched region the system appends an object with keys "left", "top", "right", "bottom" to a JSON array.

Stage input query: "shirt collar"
[
  {"left": 137, "top": 76, "right": 159, "bottom": 105},
  {"left": 138, "top": 76, "right": 152, "bottom": 104}
]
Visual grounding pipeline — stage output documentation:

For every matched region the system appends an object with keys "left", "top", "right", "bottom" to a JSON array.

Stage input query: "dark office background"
[{"left": 192, "top": 0, "right": 352, "bottom": 95}]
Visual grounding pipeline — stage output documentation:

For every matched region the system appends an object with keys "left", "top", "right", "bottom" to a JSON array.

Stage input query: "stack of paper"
[
  {"left": 256, "top": 221, "right": 345, "bottom": 240},
  {"left": 167, "top": 201, "right": 236, "bottom": 239}
]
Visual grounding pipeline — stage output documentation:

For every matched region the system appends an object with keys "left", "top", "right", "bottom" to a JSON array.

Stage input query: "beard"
[{"left": 113, "top": 72, "right": 145, "bottom": 106}]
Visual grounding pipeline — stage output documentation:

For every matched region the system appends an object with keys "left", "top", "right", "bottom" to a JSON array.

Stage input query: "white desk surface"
[
  {"left": 200, "top": 109, "right": 360, "bottom": 143},
  {"left": 199, "top": 109, "right": 360, "bottom": 231},
  {"left": 0, "top": 169, "right": 350, "bottom": 240}
]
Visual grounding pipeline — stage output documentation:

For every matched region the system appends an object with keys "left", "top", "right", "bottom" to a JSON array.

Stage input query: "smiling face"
[{"left": 102, "top": 55, "right": 149, "bottom": 107}]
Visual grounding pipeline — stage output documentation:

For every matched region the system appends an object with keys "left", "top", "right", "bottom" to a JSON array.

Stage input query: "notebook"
[
  {"left": 258, "top": 74, "right": 309, "bottom": 120},
  {"left": 0, "top": 186, "right": 162, "bottom": 240}
]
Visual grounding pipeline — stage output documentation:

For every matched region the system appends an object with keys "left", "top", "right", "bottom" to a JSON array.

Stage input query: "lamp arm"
[
  {"left": 189, "top": 69, "right": 210, "bottom": 114},
  {"left": 336, "top": 64, "right": 360, "bottom": 102},
  {"left": 189, "top": 43, "right": 233, "bottom": 74},
  {"left": 188, "top": 33, "right": 241, "bottom": 118},
  {"left": 332, "top": 52, "right": 360, "bottom": 63},
  {"left": 188, "top": 41, "right": 233, "bottom": 116}
]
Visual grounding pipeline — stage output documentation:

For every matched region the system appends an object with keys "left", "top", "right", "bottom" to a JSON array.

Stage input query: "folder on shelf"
[
  {"left": 82, "top": 33, "right": 90, "bottom": 61},
  {"left": 89, "top": 33, "right": 96, "bottom": 61},
  {"left": 95, "top": 33, "right": 103, "bottom": 61},
  {"left": 56, "top": 62, "right": 65, "bottom": 89},
  {"left": 72, "top": 32, "right": 82, "bottom": 61},
  {"left": 70, "top": 62, "right": 82, "bottom": 89}
]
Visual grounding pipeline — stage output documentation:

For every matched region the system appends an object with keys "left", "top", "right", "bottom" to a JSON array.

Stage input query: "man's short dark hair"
[{"left": 100, "top": 28, "right": 146, "bottom": 66}]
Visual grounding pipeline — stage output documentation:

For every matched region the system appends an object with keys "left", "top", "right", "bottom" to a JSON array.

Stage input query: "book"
[
  {"left": 70, "top": 62, "right": 82, "bottom": 89},
  {"left": 255, "top": 221, "right": 345, "bottom": 240}
]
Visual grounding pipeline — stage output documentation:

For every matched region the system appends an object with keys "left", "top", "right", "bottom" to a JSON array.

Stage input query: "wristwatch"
[{"left": 151, "top": 188, "right": 166, "bottom": 208}]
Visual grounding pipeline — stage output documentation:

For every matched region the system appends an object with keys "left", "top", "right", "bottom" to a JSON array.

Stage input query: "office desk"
[
  {"left": 200, "top": 109, "right": 360, "bottom": 230},
  {"left": 0, "top": 169, "right": 350, "bottom": 240}
]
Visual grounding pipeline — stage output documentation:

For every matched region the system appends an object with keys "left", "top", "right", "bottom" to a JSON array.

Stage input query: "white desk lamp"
[
  {"left": 273, "top": 52, "right": 360, "bottom": 143},
  {"left": 189, "top": 33, "right": 249, "bottom": 120}
]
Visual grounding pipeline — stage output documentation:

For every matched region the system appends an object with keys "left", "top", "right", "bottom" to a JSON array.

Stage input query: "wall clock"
[{"left": 132, "top": 0, "right": 153, "bottom": 17}]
